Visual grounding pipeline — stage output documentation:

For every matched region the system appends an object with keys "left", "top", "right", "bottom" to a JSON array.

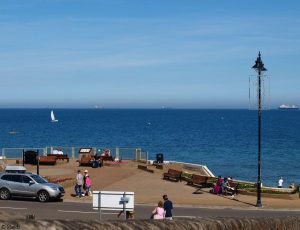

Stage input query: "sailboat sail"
[{"left": 51, "top": 110, "right": 58, "bottom": 122}]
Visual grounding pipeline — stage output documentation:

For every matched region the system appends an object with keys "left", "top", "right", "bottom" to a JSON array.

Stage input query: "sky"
[{"left": 0, "top": 0, "right": 300, "bottom": 108}]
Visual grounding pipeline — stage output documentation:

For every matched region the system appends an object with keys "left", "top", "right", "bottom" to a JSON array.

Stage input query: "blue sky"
[{"left": 0, "top": 0, "right": 300, "bottom": 108}]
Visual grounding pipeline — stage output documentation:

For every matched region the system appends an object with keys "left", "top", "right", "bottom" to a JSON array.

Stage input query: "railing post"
[
  {"left": 135, "top": 148, "right": 141, "bottom": 161},
  {"left": 72, "top": 147, "right": 75, "bottom": 159},
  {"left": 116, "top": 147, "right": 119, "bottom": 160}
]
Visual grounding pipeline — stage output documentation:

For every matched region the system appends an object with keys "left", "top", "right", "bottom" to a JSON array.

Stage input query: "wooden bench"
[
  {"left": 47, "top": 154, "right": 69, "bottom": 162},
  {"left": 163, "top": 169, "right": 182, "bottom": 182},
  {"left": 137, "top": 165, "right": 154, "bottom": 173},
  {"left": 39, "top": 156, "right": 57, "bottom": 165},
  {"left": 100, "top": 155, "right": 114, "bottom": 161},
  {"left": 187, "top": 174, "right": 209, "bottom": 187},
  {"left": 78, "top": 155, "right": 93, "bottom": 166}
]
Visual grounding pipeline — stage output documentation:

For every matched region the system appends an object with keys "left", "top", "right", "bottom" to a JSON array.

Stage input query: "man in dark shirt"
[{"left": 163, "top": 194, "right": 173, "bottom": 220}]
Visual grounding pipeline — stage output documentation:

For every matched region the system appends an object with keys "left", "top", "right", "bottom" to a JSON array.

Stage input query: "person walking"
[
  {"left": 151, "top": 201, "right": 165, "bottom": 219},
  {"left": 83, "top": 170, "right": 92, "bottom": 196},
  {"left": 75, "top": 170, "right": 83, "bottom": 197},
  {"left": 163, "top": 195, "right": 173, "bottom": 220}
]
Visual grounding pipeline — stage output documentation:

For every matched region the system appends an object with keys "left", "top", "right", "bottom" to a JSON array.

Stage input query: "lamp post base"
[{"left": 256, "top": 202, "right": 262, "bottom": 208}]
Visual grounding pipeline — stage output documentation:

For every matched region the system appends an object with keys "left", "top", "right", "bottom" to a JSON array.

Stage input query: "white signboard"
[{"left": 93, "top": 191, "right": 134, "bottom": 211}]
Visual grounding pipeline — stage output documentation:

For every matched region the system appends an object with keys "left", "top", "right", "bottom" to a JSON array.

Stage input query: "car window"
[
  {"left": 30, "top": 174, "right": 47, "bottom": 183},
  {"left": 1, "top": 175, "right": 12, "bottom": 181},
  {"left": 11, "top": 175, "right": 22, "bottom": 183},
  {"left": 22, "top": 175, "right": 31, "bottom": 183}
]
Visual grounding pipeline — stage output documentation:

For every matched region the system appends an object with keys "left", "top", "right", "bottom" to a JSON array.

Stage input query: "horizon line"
[{"left": 0, "top": 107, "right": 281, "bottom": 110}]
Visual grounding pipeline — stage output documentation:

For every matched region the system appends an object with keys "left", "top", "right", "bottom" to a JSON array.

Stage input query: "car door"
[
  {"left": 20, "top": 175, "right": 37, "bottom": 197},
  {"left": 9, "top": 175, "right": 23, "bottom": 195}
]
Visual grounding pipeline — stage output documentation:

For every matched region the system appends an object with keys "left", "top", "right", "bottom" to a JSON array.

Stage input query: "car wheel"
[
  {"left": 37, "top": 190, "right": 49, "bottom": 202},
  {"left": 0, "top": 188, "right": 11, "bottom": 200}
]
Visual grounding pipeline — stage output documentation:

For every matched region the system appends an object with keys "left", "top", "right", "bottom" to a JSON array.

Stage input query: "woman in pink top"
[
  {"left": 152, "top": 201, "right": 165, "bottom": 219},
  {"left": 84, "top": 171, "right": 92, "bottom": 196}
]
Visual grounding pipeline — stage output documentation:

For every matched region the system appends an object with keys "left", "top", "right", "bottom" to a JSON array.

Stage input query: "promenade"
[{"left": 19, "top": 159, "right": 300, "bottom": 210}]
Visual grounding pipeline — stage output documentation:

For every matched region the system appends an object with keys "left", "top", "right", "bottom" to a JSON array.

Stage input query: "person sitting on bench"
[
  {"left": 52, "top": 149, "right": 59, "bottom": 155},
  {"left": 221, "top": 177, "right": 235, "bottom": 197},
  {"left": 57, "top": 149, "right": 64, "bottom": 155},
  {"left": 101, "top": 149, "right": 111, "bottom": 157},
  {"left": 213, "top": 176, "right": 224, "bottom": 195}
]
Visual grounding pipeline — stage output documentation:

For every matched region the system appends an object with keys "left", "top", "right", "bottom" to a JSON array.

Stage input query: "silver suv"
[{"left": 0, "top": 172, "right": 65, "bottom": 202}]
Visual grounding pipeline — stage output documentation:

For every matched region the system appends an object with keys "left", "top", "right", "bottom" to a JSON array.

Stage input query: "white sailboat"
[{"left": 51, "top": 110, "right": 58, "bottom": 122}]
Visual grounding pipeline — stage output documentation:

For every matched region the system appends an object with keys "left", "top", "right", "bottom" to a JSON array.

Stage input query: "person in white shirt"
[
  {"left": 278, "top": 177, "right": 283, "bottom": 188},
  {"left": 75, "top": 170, "right": 84, "bottom": 197},
  {"left": 52, "top": 149, "right": 59, "bottom": 155},
  {"left": 57, "top": 149, "right": 64, "bottom": 155}
]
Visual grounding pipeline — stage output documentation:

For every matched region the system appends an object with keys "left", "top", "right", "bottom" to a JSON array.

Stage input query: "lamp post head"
[{"left": 252, "top": 51, "right": 267, "bottom": 72}]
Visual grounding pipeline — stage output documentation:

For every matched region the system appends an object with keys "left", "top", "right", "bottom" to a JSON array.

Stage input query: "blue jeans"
[
  {"left": 75, "top": 184, "right": 82, "bottom": 197},
  {"left": 85, "top": 186, "right": 91, "bottom": 194}
]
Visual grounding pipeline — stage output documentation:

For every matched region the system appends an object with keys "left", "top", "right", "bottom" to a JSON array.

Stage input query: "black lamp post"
[{"left": 252, "top": 51, "right": 267, "bottom": 207}]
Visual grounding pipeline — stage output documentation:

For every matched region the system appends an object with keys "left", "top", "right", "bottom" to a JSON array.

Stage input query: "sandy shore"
[{"left": 4, "top": 159, "right": 300, "bottom": 210}]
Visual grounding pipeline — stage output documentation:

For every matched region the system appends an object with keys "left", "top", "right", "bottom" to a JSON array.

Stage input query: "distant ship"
[
  {"left": 278, "top": 104, "right": 299, "bottom": 110},
  {"left": 8, "top": 130, "right": 18, "bottom": 135}
]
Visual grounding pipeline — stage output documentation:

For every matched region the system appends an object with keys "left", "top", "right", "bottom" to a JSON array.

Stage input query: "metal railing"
[
  {"left": 1, "top": 146, "right": 148, "bottom": 162},
  {"left": 1, "top": 148, "right": 47, "bottom": 159}
]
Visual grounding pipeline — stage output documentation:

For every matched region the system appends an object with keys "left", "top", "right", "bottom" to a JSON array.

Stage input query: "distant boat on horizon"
[
  {"left": 278, "top": 104, "right": 299, "bottom": 110},
  {"left": 161, "top": 106, "right": 173, "bottom": 110},
  {"left": 94, "top": 105, "right": 103, "bottom": 109},
  {"left": 8, "top": 130, "right": 18, "bottom": 135},
  {"left": 51, "top": 110, "right": 58, "bottom": 122}
]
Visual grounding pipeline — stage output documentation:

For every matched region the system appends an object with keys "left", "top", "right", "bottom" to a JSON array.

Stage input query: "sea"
[{"left": 0, "top": 109, "right": 299, "bottom": 187}]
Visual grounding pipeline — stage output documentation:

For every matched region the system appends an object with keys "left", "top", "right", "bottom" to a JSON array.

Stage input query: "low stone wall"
[
  {"left": 238, "top": 189, "right": 299, "bottom": 200},
  {"left": 137, "top": 164, "right": 154, "bottom": 173},
  {"left": 1, "top": 217, "right": 299, "bottom": 230}
]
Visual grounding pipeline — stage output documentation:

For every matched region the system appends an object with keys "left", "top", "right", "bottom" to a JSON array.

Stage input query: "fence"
[
  {"left": 1, "top": 148, "right": 47, "bottom": 159},
  {"left": 1, "top": 147, "right": 148, "bottom": 162}
]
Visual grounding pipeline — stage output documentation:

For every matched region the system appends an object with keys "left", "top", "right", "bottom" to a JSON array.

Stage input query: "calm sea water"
[{"left": 0, "top": 109, "right": 299, "bottom": 187}]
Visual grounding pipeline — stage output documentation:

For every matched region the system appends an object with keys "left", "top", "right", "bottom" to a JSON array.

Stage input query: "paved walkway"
[
  {"left": 10, "top": 159, "right": 300, "bottom": 210},
  {"left": 1, "top": 200, "right": 300, "bottom": 221}
]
